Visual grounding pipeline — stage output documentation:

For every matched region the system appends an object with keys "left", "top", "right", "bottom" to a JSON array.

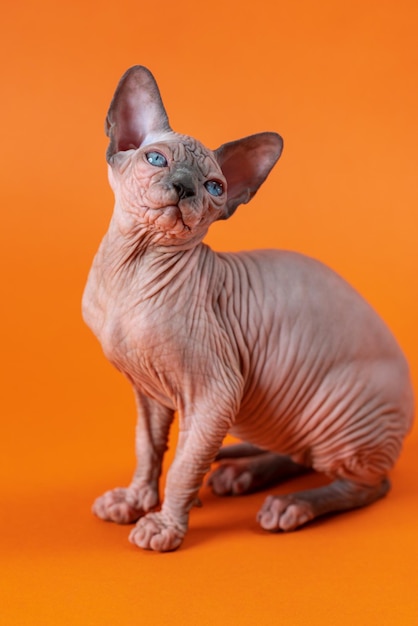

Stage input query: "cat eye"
[
  {"left": 146, "top": 151, "right": 168, "bottom": 167},
  {"left": 204, "top": 180, "right": 224, "bottom": 197}
]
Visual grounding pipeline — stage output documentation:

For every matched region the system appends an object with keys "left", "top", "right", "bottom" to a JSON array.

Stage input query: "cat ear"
[
  {"left": 105, "top": 66, "right": 172, "bottom": 162},
  {"left": 214, "top": 132, "right": 283, "bottom": 218}
]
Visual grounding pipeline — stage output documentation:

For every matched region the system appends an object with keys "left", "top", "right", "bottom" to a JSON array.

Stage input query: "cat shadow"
[{"left": 181, "top": 470, "right": 333, "bottom": 551}]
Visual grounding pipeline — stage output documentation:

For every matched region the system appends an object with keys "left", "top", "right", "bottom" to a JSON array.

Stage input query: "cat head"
[{"left": 106, "top": 66, "right": 283, "bottom": 247}]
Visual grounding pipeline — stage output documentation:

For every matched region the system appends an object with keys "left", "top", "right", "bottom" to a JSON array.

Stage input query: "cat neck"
[{"left": 90, "top": 209, "right": 216, "bottom": 301}]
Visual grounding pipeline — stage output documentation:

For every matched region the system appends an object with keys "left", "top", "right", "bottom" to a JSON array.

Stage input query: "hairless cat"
[{"left": 82, "top": 65, "right": 414, "bottom": 551}]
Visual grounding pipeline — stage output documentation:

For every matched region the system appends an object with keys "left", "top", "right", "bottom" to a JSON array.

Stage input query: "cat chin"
[
  {"left": 150, "top": 218, "right": 197, "bottom": 243},
  {"left": 153, "top": 205, "right": 186, "bottom": 231},
  {"left": 154, "top": 221, "right": 207, "bottom": 247}
]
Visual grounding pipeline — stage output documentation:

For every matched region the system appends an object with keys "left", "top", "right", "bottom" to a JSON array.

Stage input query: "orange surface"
[{"left": 1, "top": 0, "right": 418, "bottom": 624}]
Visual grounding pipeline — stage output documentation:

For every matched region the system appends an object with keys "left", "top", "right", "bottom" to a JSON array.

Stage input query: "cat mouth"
[{"left": 151, "top": 205, "right": 192, "bottom": 234}]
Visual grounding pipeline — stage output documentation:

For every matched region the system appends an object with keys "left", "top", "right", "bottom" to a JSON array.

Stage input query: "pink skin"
[{"left": 83, "top": 66, "right": 414, "bottom": 552}]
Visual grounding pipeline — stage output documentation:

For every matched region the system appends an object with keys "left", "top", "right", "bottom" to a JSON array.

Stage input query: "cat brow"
[{"left": 172, "top": 139, "right": 215, "bottom": 178}]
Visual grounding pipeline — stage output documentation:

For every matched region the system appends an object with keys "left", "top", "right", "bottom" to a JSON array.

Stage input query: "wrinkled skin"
[{"left": 82, "top": 66, "right": 414, "bottom": 552}]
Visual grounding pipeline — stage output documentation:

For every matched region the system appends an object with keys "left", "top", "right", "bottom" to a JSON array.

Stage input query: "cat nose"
[
  {"left": 173, "top": 180, "right": 196, "bottom": 200},
  {"left": 170, "top": 168, "right": 197, "bottom": 201}
]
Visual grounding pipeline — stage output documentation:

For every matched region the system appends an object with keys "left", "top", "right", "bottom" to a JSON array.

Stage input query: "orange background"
[{"left": 1, "top": 0, "right": 417, "bottom": 624}]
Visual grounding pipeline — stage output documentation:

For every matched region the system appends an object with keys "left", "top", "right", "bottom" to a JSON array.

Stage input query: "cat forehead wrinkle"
[{"left": 170, "top": 137, "right": 218, "bottom": 178}]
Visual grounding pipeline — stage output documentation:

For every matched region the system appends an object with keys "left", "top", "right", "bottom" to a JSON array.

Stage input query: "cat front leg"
[
  {"left": 129, "top": 410, "right": 231, "bottom": 551},
  {"left": 92, "top": 391, "right": 174, "bottom": 524}
]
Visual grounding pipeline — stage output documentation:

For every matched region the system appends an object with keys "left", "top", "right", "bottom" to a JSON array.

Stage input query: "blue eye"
[
  {"left": 204, "top": 180, "right": 224, "bottom": 196},
  {"left": 146, "top": 151, "right": 168, "bottom": 167}
]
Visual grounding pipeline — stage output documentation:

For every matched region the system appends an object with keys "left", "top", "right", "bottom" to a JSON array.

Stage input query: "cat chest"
[{"left": 97, "top": 302, "right": 183, "bottom": 405}]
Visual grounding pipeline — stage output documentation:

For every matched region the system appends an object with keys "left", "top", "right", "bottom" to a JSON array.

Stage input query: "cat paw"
[
  {"left": 92, "top": 484, "right": 158, "bottom": 524},
  {"left": 207, "top": 462, "right": 253, "bottom": 495},
  {"left": 129, "top": 511, "right": 186, "bottom": 552},
  {"left": 257, "top": 495, "right": 315, "bottom": 532},
  {"left": 208, "top": 453, "right": 309, "bottom": 497}
]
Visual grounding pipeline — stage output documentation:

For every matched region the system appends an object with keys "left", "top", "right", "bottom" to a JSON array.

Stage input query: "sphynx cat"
[{"left": 82, "top": 65, "right": 414, "bottom": 551}]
